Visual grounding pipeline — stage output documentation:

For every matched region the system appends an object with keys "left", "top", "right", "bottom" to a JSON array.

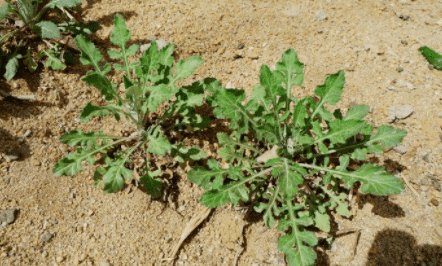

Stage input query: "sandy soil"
[{"left": 1, "top": 0, "right": 442, "bottom": 265}]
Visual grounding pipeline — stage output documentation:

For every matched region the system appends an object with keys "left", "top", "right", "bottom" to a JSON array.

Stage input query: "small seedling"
[
  {"left": 419, "top": 46, "right": 442, "bottom": 70},
  {"left": 53, "top": 14, "right": 209, "bottom": 196},
  {"left": 0, "top": 0, "right": 99, "bottom": 80},
  {"left": 189, "top": 50, "right": 406, "bottom": 266}
]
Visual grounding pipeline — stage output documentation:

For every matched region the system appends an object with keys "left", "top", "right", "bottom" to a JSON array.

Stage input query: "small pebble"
[
  {"left": 430, "top": 198, "right": 439, "bottom": 207},
  {"left": 316, "top": 10, "right": 328, "bottom": 21},
  {"left": 388, "top": 105, "right": 414, "bottom": 122},
  {"left": 419, "top": 151, "right": 430, "bottom": 162},
  {"left": 56, "top": 256, "right": 64, "bottom": 263},
  {"left": 0, "top": 208, "right": 16, "bottom": 225},
  {"left": 364, "top": 44, "right": 370, "bottom": 51},
  {"left": 393, "top": 145, "right": 407, "bottom": 155},
  {"left": 40, "top": 232, "right": 54, "bottom": 243},
  {"left": 396, "top": 66, "right": 404, "bottom": 72}
]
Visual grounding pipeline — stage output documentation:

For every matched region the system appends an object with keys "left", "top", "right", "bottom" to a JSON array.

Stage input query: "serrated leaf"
[
  {"left": 93, "top": 167, "right": 106, "bottom": 189},
  {"left": 259, "top": 65, "right": 285, "bottom": 103},
  {"left": 34, "top": 21, "right": 60, "bottom": 39},
  {"left": 277, "top": 210, "right": 318, "bottom": 266},
  {"left": 351, "top": 148, "right": 367, "bottom": 160},
  {"left": 345, "top": 104, "right": 370, "bottom": 120},
  {"left": 110, "top": 14, "right": 131, "bottom": 48},
  {"left": 255, "top": 123, "right": 280, "bottom": 144},
  {"left": 0, "top": 3, "right": 10, "bottom": 22},
  {"left": 53, "top": 131, "right": 120, "bottom": 176},
  {"left": 249, "top": 85, "right": 269, "bottom": 112},
  {"left": 418, "top": 46, "right": 442, "bottom": 70},
  {"left": 200, "top": 180, "right": 249, "bottom": 208},
  {"left": 341, "top": 164, "right": 405, "bottom": 195},
  {"left": 139, "top": 169, "right": 162, "bottom": 198},
  {"left": 42, "top": 49, "right": 66, "bottom": 70},
  {"left": 24, "top": 48, "right": 38, "bottom": 72},
  {"left": 187, "top": 160, "right": 228, "bottom": 190},
  {"left": 58, "top": 21, "right": 100, "bottom": 35},
  {"left": 102, "top": 158, "right": 133, "bottom": 193},
  {"left": 323, "top": 119, "right": 367, "bottom": 144},
  {"left": 4, "top": 54, "right": 22, "bottom": 80},
  {"left": 173, "top": 56, "right": 204, "bottom": 82},
  {"left": 368, "top": 125, "right": 407, "bottom": 149},
  {"left": 80, "top": 102, "right": 121, "bottom": 122},
  {"left": 82, "top": 73, "right": 116, "bottom": 101},
  {"left": 338, "top": 155, "right": 350, "bottom": 171},
  {"left": 75, "top": 34, "right": 103, "bottom": 67},
  {"left": 335, "top": 201, "right": 352, "bottom": 217},
  {"left": 45, "top": 0, "right": 82, "bottom": 9},
  {"left": 53, "top": 153, "right": 85, "bottom": 176},
  {"left": 254, "top": 187, "right": 281, "bottom": 228},
  {"left": 276, "top": 49, "right": 305, "bottom": 88},
  {"left": 254, "top": 201, "right": 277, "bottom": 228},
  {"left": 323, "top": 187, "right": 352, "bottom": 217},
  {"left": 146, "top": 133, "right": 171, "bottom": 156},
  {"left": 126, "top": 44, "right": 139, "bottom": 56},
  {"left": 273, "top": 161, "right": 304, "bottom": 197},
  {"left": 59, "top": 130, "right": 115, "bottom": 146},
  {"left": 113, "top": 63, "right": 125, "bottom": 71},
  {"left": 175, "top": 81, "right": 206, "bottom": 107},
  {"left": 293, "top": 99, "right": 307, "bottom": 128},
  {"left": 212, "top": 87, "right": 255, "bottom": 133},
  {"left": 147, "top": 84, "right": 174, "bottom": 111},
  {"left": 171, "top": 145, "right": 207, "bottom": 164},
  {"left": 16, "top": 0, "right": 35, "bottom": 22},
  {"left": 314, "top": 70, "right": 345, "bottom": 106},
  {"left": 107, "top": 49, "right": 123, "bottom": 59},
  {"left": 122, "top": 75, "right": 133, "bottom": 89},
  {"left": 314, "top": 211, "right": 330, "bottom": 233},
  {"left": 279, "top": 232, "right": 317, "bottom": 266}
]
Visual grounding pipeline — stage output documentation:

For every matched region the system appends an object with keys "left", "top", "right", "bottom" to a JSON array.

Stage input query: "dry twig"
[
  {"left": 0, "top": 89, "right": 35, "bottom": 101},
  {"left": 162, "top": 207, "right": 212, "bottom": 263}
]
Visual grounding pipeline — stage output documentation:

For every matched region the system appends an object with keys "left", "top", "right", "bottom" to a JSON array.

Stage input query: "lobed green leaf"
[
  {"left": 80, "top": 102, "right": 121, "bottom": 122},
  {"left": 139, "top": 169, "right": 162, "bottom": 198},
  {"left": 418, "top": 46, "right": 442, "bottom": 70},
  {"left": 34, "top": 21, "right": 60, "bottom": 39},
  {"left": 82, "top": 73, "right": 117, "bottom": 101},
  {"left": 4, "top": 54, "right": 22, "bottom": 80},
  {"left": 44, "top": 0, "right": 83, "bottom": 9}
]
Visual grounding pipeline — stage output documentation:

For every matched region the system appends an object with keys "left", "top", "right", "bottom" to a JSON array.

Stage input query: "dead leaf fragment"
[{"left": 257, "top": 145, "right": 279, "bottom": 163}]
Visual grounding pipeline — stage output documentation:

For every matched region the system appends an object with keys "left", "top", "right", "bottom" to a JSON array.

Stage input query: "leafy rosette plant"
[
  {"left": 53, "top": 14, "right": 209, "bottom": 196},
  {"left": 189, "top": 50, "right": 407, "bottom": 265}
]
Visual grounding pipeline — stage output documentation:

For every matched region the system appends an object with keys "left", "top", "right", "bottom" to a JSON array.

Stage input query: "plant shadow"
[
  {"left": 0, "top": 94, "right": 55, "bottom": 161},
  {"left": 365, "top": 229, "right": 442, "bottom": 266}
]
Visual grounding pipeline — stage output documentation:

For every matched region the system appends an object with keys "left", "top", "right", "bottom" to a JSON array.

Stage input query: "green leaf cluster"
[
  {"left": 53, "top": 14, "right": 209, "bottom": 196},
  {"left": 0, "top": 0, "right": 99, "bottom": 80},
  {"left": 419, "top": 46, "right": 442, "bottom": 70},
  {"left": 188, "top": 49, "right": 406, "bottom": 265}
]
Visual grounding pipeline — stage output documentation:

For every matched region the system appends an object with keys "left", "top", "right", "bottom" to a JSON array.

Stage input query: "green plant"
[
  {"left": 0, "top": 0, "right": 99, "bottom": 80},
  {"left": 188, "top": 50, "right": 407, "bottom": 265},
  {"left": 53, "top": 14, "right": 210, "bottom": 196},
  {"left": 419, "top": 46, "right": 442, "bottom": 70}
]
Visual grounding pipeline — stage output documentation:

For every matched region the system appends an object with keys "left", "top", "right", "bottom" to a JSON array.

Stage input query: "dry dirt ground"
[{"left": 1, "top": 0, "right": 442, "bottom": 265}]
